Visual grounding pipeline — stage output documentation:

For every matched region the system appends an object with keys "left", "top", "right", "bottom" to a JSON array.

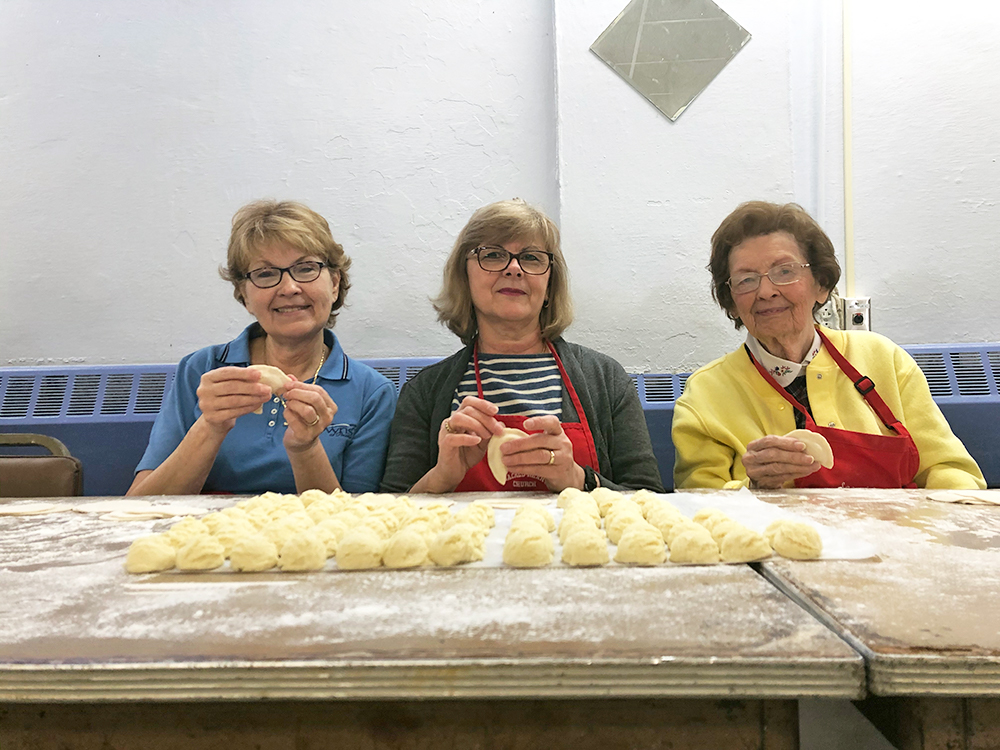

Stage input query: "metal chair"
[{"left": 0, "top": 433, "right": 83, "bottom": 498}]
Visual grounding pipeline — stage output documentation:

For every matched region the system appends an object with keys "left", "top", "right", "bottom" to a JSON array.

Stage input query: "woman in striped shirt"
[{"left": 381, "top": 199, "right": 663, "bottom": 494}]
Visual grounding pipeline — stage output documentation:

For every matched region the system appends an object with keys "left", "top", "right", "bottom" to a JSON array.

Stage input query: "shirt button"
[
  {"left": 828, "top": 422, "right": 836, "bottom": 427},
  {"left": 816, "top": 373, "right": 823, "bottom": 379},
  {"left": 268, "top": 420, "right": 276, "bottom": 426},
  {"left": 273, "top": 397, "right": 280, "bottom": 402},
  {"left": 271, "top": 409, "right": 278, "bottom": 414}
]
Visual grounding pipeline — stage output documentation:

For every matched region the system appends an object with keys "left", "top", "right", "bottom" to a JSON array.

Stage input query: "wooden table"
[
  {"left": 0, "top": 493, "right": 862, "bottom": 749},
  {"left": 757, "top": 488, "right": 1000, "bottom": 750}
]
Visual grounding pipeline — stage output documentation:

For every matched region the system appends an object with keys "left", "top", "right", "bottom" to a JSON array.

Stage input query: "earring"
[{"left": 543, "top": 299, "right": 549, "bottom": 308}]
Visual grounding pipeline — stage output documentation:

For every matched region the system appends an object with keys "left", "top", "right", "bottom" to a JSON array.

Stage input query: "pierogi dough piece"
[
  {"left": 337, "top": 527, "right": 385, "bottom": 570},
  {"left": 561, "top": 528, "right": 610, "bottom": 566},
  {"left": 784, "top": 429, "right": 835, "bottom": 469},
  {"left": 692, "top": 508, "right": 729, "bottom": 531},
  {"left": 768, "top": 520, "right": 823, "bottom": 560},
  {"left": 503, "top": 524, "right": 554, "bottom": 568},
  {"left": 720, "top": 526, "right": 773, "bottom": 563},
  {"left": 278, "top": 531, "right": 327, "bottom": 571},
  {"left": 557, "top": 487, "right": 587, "bottom": 508},
  {"left": 383, "top": 529, "right": 430, "bottom": 569},
  {"left": 614, "top": 523, "right": 666, "bottom": 565},
  {"left": 176, "top": 534, "right": 226, "bottom": 571},
  {"left": 487, "top": 428, "right": 529, "bottom": 484},
  {"left": 229, "top": 535, "right": 279, "bottom": 572},
  {"left": 513, "top": 502, "right": 555, "bottom": 532},
  {"left": 665, "top": 520, "right": 703, "bottom": 546},
  {"left": 125, "top": 535, "right": 177, "bottom": 573},
  {"left": 429, "top": 523, "right": 482, "bottom": 566},
  {"left": 591, "top": 487, "right": 625, "bottom": 517},
  {"left": 669, "top": 528, "right": 720, "bottom": 564},
  {"left": 248, "top": 364, "right": 293, "bottom": 414}
]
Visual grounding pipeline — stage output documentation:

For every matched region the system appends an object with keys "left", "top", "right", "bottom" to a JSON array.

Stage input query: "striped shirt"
[{"left": 452, "top": 353, "right": 563, "bottom": 418}]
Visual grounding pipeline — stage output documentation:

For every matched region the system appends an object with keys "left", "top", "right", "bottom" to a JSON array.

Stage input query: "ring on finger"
[
  {"left": 307, "top": 416, "right": 321, "bottom": 427},
  {"left": 444, "top": 419, "right": 456, "bottom": 434},
  {"left": 547, "top": 449, "right": 555, "bottom": 465}
]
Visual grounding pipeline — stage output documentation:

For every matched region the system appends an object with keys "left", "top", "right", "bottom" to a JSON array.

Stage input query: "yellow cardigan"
[{"left": 672, "top": 327, "right": 986, "bottom": 490}]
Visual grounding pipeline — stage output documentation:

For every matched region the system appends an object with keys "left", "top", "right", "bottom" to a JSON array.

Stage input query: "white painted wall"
[{"left": 2, "top": 0, "right": 997, "bottom": 371}]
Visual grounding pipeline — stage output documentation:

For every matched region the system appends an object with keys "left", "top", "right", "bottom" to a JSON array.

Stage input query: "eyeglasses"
[
  {"left": 469, "top": 245, "right": 553, "bottom": 275},
  {"left": 727, "top": 262, "right": 811, "bottom": 295},
  {"left": 243, "top": 261, "right": 328, "bottom": 289}
]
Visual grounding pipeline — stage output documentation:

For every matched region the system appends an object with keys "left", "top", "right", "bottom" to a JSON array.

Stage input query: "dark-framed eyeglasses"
[
  {"left": 727, "top": 262, "right": 811, "bottom": 295},
  {"left": 469, "top": 245, "right": 553, "bottom": 275},
  {"left": 242, "top": 261, "right": 328, "bottom": 289}
]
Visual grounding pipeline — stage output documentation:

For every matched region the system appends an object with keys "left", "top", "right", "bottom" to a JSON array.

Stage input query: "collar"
[
  {"left": 220, "top": 323, "right": 349, "bottom": 381},
  {"left": 745, "top": 329, "right": 821, "bottom": 387}
]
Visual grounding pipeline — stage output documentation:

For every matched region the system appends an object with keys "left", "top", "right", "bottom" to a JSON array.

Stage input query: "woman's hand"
[
  {"left": 500, "top": 415, "right": 585, "bottom": 493},
  {"left": 742, "top": 434, "right": 821, "bottom": 488},
  {"left": 282, "top": 378, "right": 338, "bottom": 453},
  {"left": 196, "top": 366, "right": 273, "bottom": 435},
  {"left": 427, "top": 397, "right": 504, "bottom": 490}
]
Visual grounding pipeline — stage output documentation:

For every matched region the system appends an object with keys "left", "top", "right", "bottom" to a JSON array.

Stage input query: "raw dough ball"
[
  {"left": 784, "top": 429, "right": 835, "bottom": 469},
  {"left": 503, "top": 525, "right": 554, "bottom": 568},
  {"left": 561, "top": 528, "right": 610, "bottom": 566},
  {"left": 487, "top": 427, "right": 529, "bottom": 484},
  {"left": 709, "top": 518, "right": 743, "bottom": 546},
  {"left": 769, "top": 520, "right": 823, "bottom": 560},
  {"left": 669, "top": 528, "right": 720, "bottom": 564},
  {"left": 229, "top": 535, "right": 279, "bottom": 572},
  {"left": 278, "top": 531, "right": 327, "bottom": 571},
  {"left": 591, "top": 487, "right": 625, "bottom": 517},
  {"left": 213, "top": 521, "right": 257, "bottom": 557},
  {"left": 666, "top": 520, "right": 703, "bottom": 546},
  {"left": 646, "top": 506, "right": 686, "bottom": 540},
  {"left": 557, "top": 487, "right": 587, "bottom": 508},
  {"left": 429, "top": 523, "right": 482, "bottom": 566},
  {"left": 614, "top": 523, "right": 666, "bottom": 565},
  {"left": 720, "top": 526, "right": 772, "bottom": 563},
  {"left": 513, "top": 503, "right": 555, "bottom": 532},
  {"left": 565, "top": 495, "right": 601, "bottom": 520},
  {"left": 165, "top": 517, "right": 211, "bottom": 548},
  {"left": 336, "top": 527, "right": 385, "bottom": 570},
  {"left": 558, "top": 510, "right": 602, "bottom": 544},
  {"left": 605, "top": 509, "right": 646, "bottom": 545},
  {"left": 692, "top": 508, "right": 729, "bottom": 531},
  {"left": 125, "top": 535, "right": 176, "bottom": 573},
  {"left": 383, "top": 529, "right": 430, "bottom": 569},
  {"left": 176, "top": 534, "right": 226, "bottom": 571},
  {"left": 315, "top": 518, "right": 351, "bottom": 555}
]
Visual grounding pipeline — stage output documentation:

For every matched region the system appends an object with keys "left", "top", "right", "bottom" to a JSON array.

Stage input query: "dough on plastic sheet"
[
  {"left": 278, "top": 531, "right": 327, "bottom": 571},
  {"left": 784, "top": 429, "right": 834, "bottom": 469},
  {"left": 558, "top": 511, "right": 602, "bottom": 544},
  {"left": 605, "top": 509, "right": 646, "bottom": 545},
  {"left": 669, "top": 528, "right": 720, "bottom": 564},
  {"left": 229, "top": 535, "right": 279, "bottom": 572},
  {"left": 513, "top": 502, "right": 555, "bottom": 532},
  {"left": 709, "top": 518, "right": 743, "bottom": 546},
  {"left": 565, "top": 495, "right": 601, "bottom": 520},
  {"left": 665, "top": 520, "right": 702, "bottom": 546},
  {"left": 336, "top": 527, "right": 385, "bottom": 570},
  {"left": 768, "top": 520, "right": 823, "bottom": 560},
  {"left": 561, "top": 528, "right": 610, "bottom": 566},
  {"left": 502, "top": 524, "right": 554, "bottom": 568},
  {"left": 176, "top": 535, "right": 226, "bottom": 571},
  {"left": 591, "top": 487, "right": 625, "bottom": 517},
  {"left": 487, "top": 427, "right": 529, "bottom": 484},
  {"left": 125, "top": 535, "right": 176, "bottom": 573},
  {"left": 557, "top": 487, "right": 587, "bottom": 508},
  {"left": 428, "top": 523, "right": 482, "bottom": 566},
  {"left": 383, "top": 529, "right": 430, "bottom": 569},
  {"left": 928, "top": 490, "right": 1000, "bottom": 505},
  {"left": 614, "top": 523, "right": 666, "bottom": 565},
  {"left": 692, "top": 508, "right": 729, "bottom": 531},
  {"left": 720, "top": 526, "right": 772, "bottom": 563},
  {"left": 248, "top": 364, "right": 292, "bottom": 414}
]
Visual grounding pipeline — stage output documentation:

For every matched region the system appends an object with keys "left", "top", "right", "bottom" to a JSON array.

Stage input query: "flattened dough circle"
[
  {"left": 248, "top": 364, "right": 293, "bottom": 414},
  {"left": 487, "top": 428, "right": 529, "bottom": 484},
  {"left": 785, "top": 429, "right": 834, "bottom": 469}
]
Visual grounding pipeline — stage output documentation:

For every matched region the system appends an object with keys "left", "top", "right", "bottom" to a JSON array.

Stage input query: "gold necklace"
[{"left": 311, "top": 348, "right": 326, "bottom": 384}]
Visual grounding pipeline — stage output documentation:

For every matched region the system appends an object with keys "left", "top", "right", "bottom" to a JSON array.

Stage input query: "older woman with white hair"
[{"left": 381, "top": 199, "right": 662, "bottom": 494}]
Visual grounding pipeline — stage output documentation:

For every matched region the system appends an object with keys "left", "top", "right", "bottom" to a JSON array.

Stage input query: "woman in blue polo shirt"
[{"left": 128, "top": 201, "right": 396, "bottom": 496}]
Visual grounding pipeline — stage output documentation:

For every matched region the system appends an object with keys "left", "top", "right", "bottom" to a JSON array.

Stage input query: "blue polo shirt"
[{"left": 136, "top": 324, "right": 397, "bottom": 494}]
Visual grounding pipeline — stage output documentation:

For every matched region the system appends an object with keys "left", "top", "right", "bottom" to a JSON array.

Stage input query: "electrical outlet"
[
  {"left": 843, "top": 297, "right": 871, "bottom": 331},
  {"left": 815, "top": 297, "right": 840, "bottom": 329}
]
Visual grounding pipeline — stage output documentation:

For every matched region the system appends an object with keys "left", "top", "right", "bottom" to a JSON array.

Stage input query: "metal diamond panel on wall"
[{"left": 591, "top": 0, "right": 750, "bottom": 121}]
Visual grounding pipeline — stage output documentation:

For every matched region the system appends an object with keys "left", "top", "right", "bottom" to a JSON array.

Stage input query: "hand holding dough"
[
  {"left": 784, "top": 429, "right": 834, "bottom": 469},
  {"left": 248, "top": 364, "right": 293, "bottom": 414},
  {"left": 487, "top": 428, "right": 529, "bottom": 484}
]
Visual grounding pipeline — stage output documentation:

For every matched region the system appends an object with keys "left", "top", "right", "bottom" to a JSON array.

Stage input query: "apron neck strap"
[{"left": 813, "top": 329, "right": 904, "bottom": 430}]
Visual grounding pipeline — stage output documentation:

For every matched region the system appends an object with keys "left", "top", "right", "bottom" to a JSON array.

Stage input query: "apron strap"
[{"left": 814, "top": 329, "right": 904, "bottom": 430}]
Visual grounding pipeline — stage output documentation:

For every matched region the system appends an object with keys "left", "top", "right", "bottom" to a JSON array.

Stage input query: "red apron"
[
  {"left": 748, "top": 329, "right": 920, "bottom": 489},
  {"left": 454, "top": 341, "right": 600, "bottom": 492}
]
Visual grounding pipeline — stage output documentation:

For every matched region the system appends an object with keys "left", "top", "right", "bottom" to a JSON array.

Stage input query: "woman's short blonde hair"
[
  {"left": 220, "top": 200, "right": 352, "bottom": 327},
  {"left": 433, "top": 199, "right": 573, "bottom": 344}
]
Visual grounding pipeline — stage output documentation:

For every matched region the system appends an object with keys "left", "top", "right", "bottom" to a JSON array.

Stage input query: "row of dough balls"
[
  {"left": 124, "top": 489, "right": 497, "bottom": 574},
  {"left": 543, "top": 488, "right": 823, "bottom": 566}
]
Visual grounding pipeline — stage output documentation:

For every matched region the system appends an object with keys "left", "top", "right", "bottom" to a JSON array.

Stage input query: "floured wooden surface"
[
  {"left": 758, "top": 489, "right": 1000, "bottom": 656},
  {"left": 0, "top": 495, "right": 857, "bottom": 669}
]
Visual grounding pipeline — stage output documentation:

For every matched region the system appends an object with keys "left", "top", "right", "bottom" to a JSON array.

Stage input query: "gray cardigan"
[{"left": 380, "top": 338, "right": 664, "bottom": 493}]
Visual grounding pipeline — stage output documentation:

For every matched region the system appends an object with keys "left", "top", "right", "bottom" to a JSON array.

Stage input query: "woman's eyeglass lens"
[
  {"left": 728, "top": 263, "right": 811, "bottom": 295},
  {"left": 245, "top": 261, "right": 327, "bottom": 289},
  {"left": 471, "top": 246, "right": 552, "bottom": 275}
]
